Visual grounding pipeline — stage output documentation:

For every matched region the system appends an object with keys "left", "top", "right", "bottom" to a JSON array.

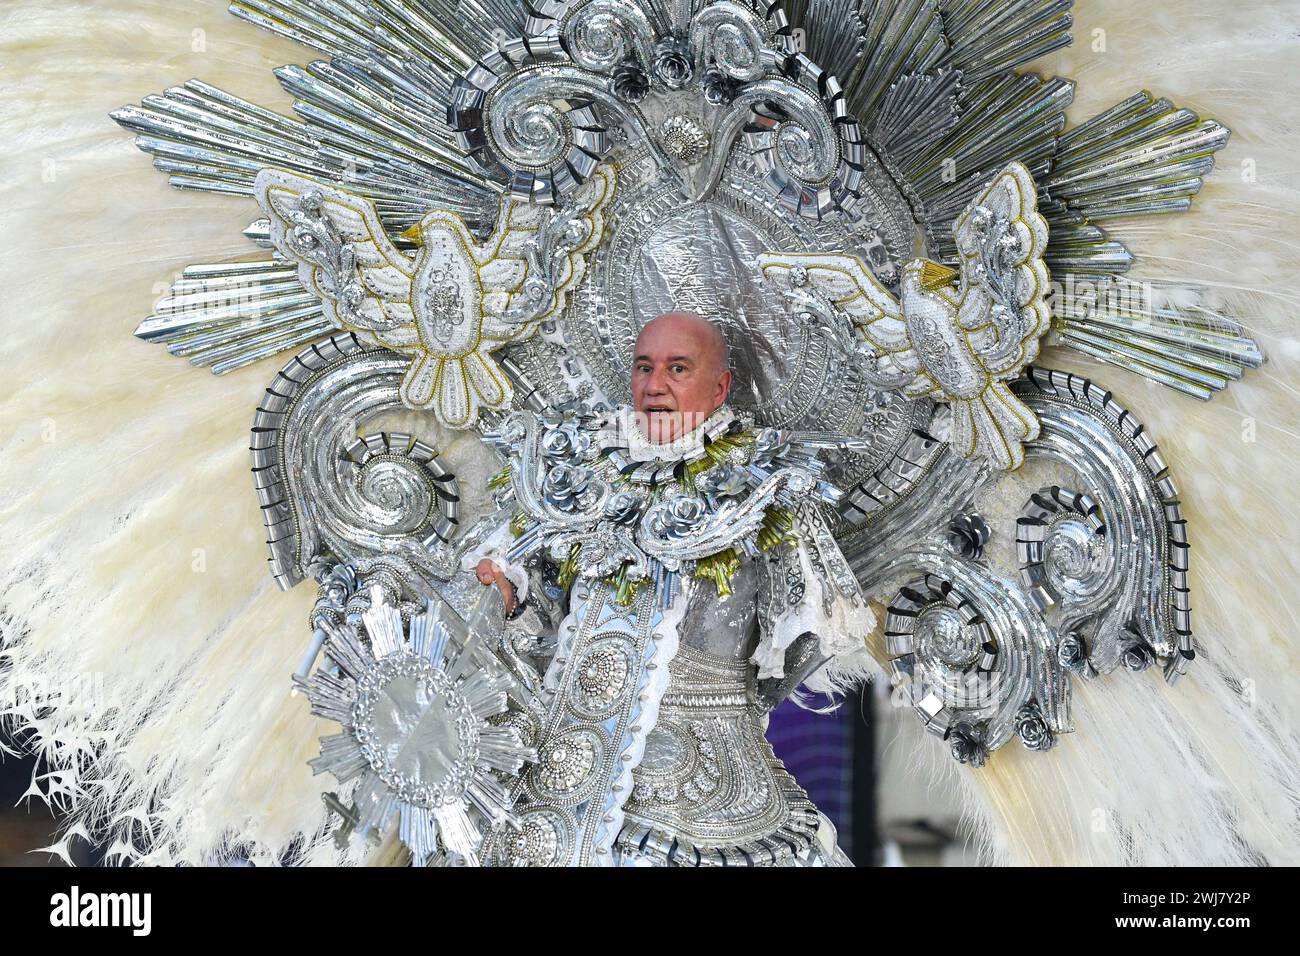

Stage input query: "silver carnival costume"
[
  {"left": 2, "top": 0, "right": 1298, "bottom": 867},
  {"left": 463, "top": 403, "right": 874, "bottom": 865}
]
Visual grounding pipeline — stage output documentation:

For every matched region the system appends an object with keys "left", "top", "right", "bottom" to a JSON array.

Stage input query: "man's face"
[{"left": 631, "top": 312, "right": 732, "bottom": 444}]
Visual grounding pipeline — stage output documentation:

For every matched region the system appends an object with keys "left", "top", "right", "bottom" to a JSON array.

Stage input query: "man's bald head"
[
  {"left": 636, "top": 312, "right": 729, "bottom": 377},
  {"left": 630, "top": 312, "right": 733, "bottom": 444}
]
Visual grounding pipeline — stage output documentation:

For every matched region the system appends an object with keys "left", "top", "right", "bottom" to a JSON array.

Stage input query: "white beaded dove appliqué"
[
  {"left": 255, "top": 164, "right": 617, "bottom": 428},
  {"left": 760, "top": 162, "right": 1051, "bottom": 470}
]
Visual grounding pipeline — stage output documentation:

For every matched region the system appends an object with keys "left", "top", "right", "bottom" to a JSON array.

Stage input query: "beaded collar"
[{"left": 485, "top": 403, "right": 845, "bottom": 607}]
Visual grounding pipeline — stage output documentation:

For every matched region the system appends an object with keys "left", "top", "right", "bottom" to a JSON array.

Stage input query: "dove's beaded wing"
[
  {"left": 952, "top": 162, "right": 1052, "bottom": 377},
  {"left": 256, "top": 169, "right": 418, "bottom": 338},
  {"left": 757, "top": 251, "right": 922, "bottom": 392},
  {"left": 759, "top": 253, "right": 907, "bottom": 346}
]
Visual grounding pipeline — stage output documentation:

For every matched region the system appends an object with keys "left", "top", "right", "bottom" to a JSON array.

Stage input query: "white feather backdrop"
[
  {"left": 0, "top": 0, "right": 1296, "bottom": 865},
  {"left": 949, "top": 0, "right": 1300, "bottom": 866}
]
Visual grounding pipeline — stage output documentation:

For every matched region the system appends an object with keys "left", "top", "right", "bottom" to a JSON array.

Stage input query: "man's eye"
[{"left": 670, "top": 364, "right": 686, "bottom": 374}]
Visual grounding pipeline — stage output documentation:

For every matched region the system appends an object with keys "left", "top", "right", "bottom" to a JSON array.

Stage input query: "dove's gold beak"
[
  {"left": 918, "top": 260, "right": 959, "bottom": 291},
  {"left": 399, "top": 224, "right": 423, "bottom": 245}
]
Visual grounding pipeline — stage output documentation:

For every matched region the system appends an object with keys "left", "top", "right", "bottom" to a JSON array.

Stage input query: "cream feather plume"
[
  {"left": 0, "top": 0, "right": 1297, "bottom": 867},
  {"left": 989, "top": 0, "right": 1300, "bottom": 866},
  {"left": 890, "top": 0, "right": 1300, "bottom": 865},
  {"left": 0, "top": 0, "right": 499, "bottom": 864}
]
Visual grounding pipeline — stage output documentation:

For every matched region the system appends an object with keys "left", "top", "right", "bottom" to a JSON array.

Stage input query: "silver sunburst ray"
[
  {"left": 361, "top": 590, "right": 407, "bottom": 659},
  {"left": 296, "top": 585, "right": 536, "bottom": 865},
  {"left": 310, "top": 733, "right": 368, "bottom": 783}
]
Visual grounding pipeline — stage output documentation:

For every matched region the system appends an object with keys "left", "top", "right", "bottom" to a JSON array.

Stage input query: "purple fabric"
[{"left": 766, "top": 696, "right": 856, "bottom": 840}]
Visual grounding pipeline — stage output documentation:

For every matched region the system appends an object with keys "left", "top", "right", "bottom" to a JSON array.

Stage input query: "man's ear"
[{"left": 717, "top": 368, "right": 733, "bottom": 404}]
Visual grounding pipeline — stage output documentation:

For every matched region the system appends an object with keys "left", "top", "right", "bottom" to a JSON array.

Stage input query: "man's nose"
[{"left": 644, "top": 365, "right": 669, "bottom": 392}]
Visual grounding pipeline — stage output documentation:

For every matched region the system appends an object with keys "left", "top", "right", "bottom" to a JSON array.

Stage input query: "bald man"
[
  {"left": 466, "top": 309, "right": 870, "bottom": 865},
  {"left": 630, "top": 311, "right": 733, "bottom": 445},
  {"left": 477, "top": 311, "right": 733, "bottom": 608}
]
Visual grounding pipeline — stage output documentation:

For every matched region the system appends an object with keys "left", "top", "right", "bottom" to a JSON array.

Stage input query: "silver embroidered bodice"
[{"left": 616, "top": 560, "right": 825, "bottom": 865}]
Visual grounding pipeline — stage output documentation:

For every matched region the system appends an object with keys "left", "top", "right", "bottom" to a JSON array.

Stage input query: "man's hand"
[{"left": 475, "top": 558, "right": 517, "bottom": 616}]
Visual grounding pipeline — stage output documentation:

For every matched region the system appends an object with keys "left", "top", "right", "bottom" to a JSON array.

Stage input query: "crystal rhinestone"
[
  {"left": 534, "top": 730, "right": 598, "bottom": 795},
  {"left": 576, "top": 646, "right": 626, "bottom": 700}
]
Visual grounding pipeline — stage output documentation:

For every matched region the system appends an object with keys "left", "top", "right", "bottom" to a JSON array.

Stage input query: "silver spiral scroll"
[
  {"left": 737, "top": 51, "right": 906, "bottom": 245},
  {"left": 688, "top": 1, "right": 777, "bottom": 82},
  {"left": 1017, "top": 486, "right": 1108, "bottom": 611},
  {"left": 340, "top": 433, "right": 459, "bottom": 544},
  {"left": 883, "top": 556, "right": 1067, "bottom": 759},
  {"left": 449, "top": 37, "right": 614, "bottom": 204},
  {"left": 1015, "top": 367, "right": 1193, "bottom": 681},
  {"left": 837, "top": 367, "right": 1195, "bottom": 761},
  {"left": 251, "top": 333, "right": 462, "bottom": 589},
  {"left": 710, "top": 76, "right": 839, "bottom": 211},
  {"left": 559, "top": 0, "right": 656, "bottom": 73}
]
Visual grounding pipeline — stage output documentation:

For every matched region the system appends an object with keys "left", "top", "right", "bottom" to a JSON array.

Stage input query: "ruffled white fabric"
[
  {"left": 750, "top": 539, "right": 882, "bottom": 694},
  {"left": 619, "top": 403, "right": 736, "bottom": 462}
]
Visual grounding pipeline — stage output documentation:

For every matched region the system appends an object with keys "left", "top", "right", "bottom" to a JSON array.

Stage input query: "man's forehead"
[
  {"left": 633, "top": 332, "right": 706, "bottom": 355},
  {"left": 633, "top": 349, "right": 699, "bottom": 362},
  {"left": 634, "top": 313, "right": 723, "bottom": 352}
]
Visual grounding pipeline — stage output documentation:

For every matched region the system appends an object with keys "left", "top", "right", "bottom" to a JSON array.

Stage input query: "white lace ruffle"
[
  {"left": 619, "top": 403, "right": 736, "bottom": 462},
  {"left": 750, "top": 540, "right": 881, "bottom": 693}
]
